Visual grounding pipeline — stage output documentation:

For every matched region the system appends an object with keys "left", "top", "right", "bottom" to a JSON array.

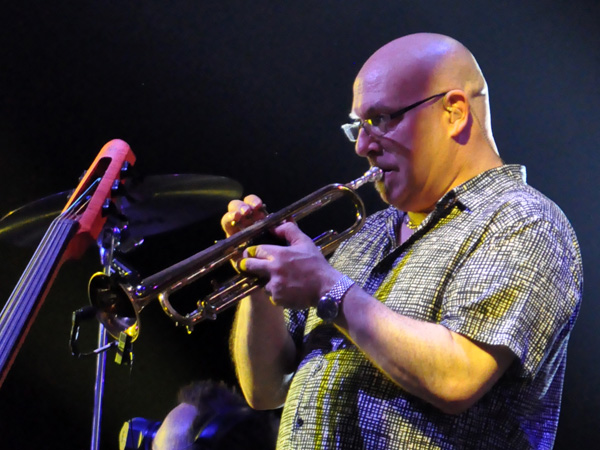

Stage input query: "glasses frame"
[{"left": 341, "top": 92, "right": 449, "bottom": 142}]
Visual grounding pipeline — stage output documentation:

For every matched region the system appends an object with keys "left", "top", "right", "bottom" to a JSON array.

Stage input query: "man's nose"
[{"left": 354, "top": 127, "right": 379, "bottom": 158}]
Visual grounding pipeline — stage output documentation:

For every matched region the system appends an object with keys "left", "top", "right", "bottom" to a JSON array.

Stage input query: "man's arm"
[
  {"left": 223, "top": 196, "right": 299, "bottom": 410},
  {"left": 335, "top": 286, "right": 515, "bottom": 414},
  {"left": 230, "top": 290, "right": 297, "bottom": 410},
  {"left": 241, "top": 221, "right": 516, "bottom": 415}
]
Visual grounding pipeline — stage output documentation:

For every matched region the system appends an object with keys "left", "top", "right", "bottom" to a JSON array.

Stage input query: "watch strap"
[
  {"left": 328, "top": 275, "right": 355, "bottom": 303},
  {"left": 317, "top": 275, "right": 355, "bottom": 323}
]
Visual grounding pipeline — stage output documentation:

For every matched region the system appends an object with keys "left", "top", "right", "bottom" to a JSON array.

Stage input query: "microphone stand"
[
  {"left": 68, "top": 218, "right": 137, "bottom": 449},
  {"left": 91, "top": 324, "right": 108, "bottom": 450},
  {"left": 90, "top": 225, "right": 121, "bottom": 450},
  {"left": 69, "top": 220, "right": 137, "bottom": 450}
]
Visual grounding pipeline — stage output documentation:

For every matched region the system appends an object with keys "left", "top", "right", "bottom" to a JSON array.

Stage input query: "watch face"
[{"left": 317, "top": 294, "right": 338, "bottom": 322}]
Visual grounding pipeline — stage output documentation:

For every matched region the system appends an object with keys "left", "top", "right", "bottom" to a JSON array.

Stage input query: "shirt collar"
[
  {"left": 384, "top": 165, "right": 528, "bottom": 234},
  {"left": 447, "top": 164, "right": 527, "bottom": 211}
]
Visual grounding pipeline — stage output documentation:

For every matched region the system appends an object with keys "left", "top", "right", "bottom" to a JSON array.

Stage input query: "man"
[
  {"left": 221, "top": 33, "right": 582, "bottom": 449},
  {"left": 130, "top": 381, "right": 278, "bottom": 450}
]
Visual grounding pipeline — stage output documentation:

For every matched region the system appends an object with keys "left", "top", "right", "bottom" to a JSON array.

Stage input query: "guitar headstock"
[
  {"left": 0, "top": 139, "right": 137, "bottom": 388},
  {"left": 62, "top": 139, "right": 136, "bottom": 260}
]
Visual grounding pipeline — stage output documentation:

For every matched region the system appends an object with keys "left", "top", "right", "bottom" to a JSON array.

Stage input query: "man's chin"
[
  {"left": 375, "top": 180, "right": 391, "bottom": 204},
  {"left": 375, "top": 181, "right": 412, "bottom": 211}
]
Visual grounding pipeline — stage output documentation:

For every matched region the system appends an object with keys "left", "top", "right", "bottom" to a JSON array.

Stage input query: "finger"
[
  {"left": 244, "top": 245, "right": 274, "bottom": 259},
  {"left": 223, "top": 198, "right": 265, "bottom": 235},
  {"left": 227, "top": 200, "right": 253, "bottom": 223},
  {"left": 227, "top": 199, "right": 252, "bottom": 214},
  {"left": 272, "top": 221, "right": 313, "bottom": 246},
  {"left": 243, "top": 195, "right": 268, "bottom": 222},
  {"left": 243, "top": 195, "right": 264, "bottom": 210},
  {"left": 263, "top": 283, "right": 277, "bottom": 305},
  {"left": 238, "top": 256, "right": 271, "bottom": 278},
  {"left": 239, "top": 245, "right": 276, "bottom": 273},
  {"left": 221, "top": 211, "right": 240, "bottom": 236},
  {"left": 246, "top": 245, "right": 258, "bottom": 258},
  {"left": 221, "top": 210, "right": 254, "bottom": 236}
]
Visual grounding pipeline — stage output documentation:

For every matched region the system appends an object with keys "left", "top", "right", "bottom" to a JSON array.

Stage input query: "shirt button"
[{"left": 296, "top": 417, "right": 304, "bottom": 427}]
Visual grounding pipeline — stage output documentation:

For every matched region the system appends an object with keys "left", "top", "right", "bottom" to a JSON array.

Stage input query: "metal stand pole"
[
  {"left": 89, "top": 225, "right": 121, "bottom": 450},
  {"left": 91, "top": 324, "right": 108, "bottom": 450}
]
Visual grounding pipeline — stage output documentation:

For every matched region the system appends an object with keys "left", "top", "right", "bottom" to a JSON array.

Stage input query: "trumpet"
[{"left": 89, "top": 166, "right": 383, "bottom": 341}]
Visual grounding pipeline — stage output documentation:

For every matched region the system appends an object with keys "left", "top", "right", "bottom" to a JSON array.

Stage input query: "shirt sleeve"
[
  {"left": 284, "top": 308, "right": 308, "bottom": 349},
  {"left": 440, "top": 211, "right": 582, "bottom": 379}
]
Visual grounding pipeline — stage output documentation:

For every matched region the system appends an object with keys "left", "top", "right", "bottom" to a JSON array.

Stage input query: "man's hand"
[
  {"left": 221, "top": 194, "right": 267, "bottom": 237},
  {"left": 239, "top": 221, "right": 342, "bottom": 309}
]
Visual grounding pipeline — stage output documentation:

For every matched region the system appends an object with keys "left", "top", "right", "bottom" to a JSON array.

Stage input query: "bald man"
[
  {"left": 150, "top": 381, "right": 278, "bottom": 450},
  {"left": 223, "top": 33, "right": 582, "bottom": 449}
]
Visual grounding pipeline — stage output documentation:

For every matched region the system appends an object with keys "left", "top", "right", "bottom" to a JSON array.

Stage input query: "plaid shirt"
[{"left": 277, "top": 165, "right": 583, "bottom": 450}]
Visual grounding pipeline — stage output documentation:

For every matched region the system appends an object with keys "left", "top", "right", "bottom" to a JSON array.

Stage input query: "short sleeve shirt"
[{"left": 276, "top": 165, "right": 583, "bottom": 450}]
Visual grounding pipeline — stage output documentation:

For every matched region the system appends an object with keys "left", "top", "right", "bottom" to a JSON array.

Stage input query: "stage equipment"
[
  {"left": 0, "top": 139, "right": 137, "bottom": 387},
  {"left": 0, "top": 174, "right": 243, "bottom": 248},
  {"left": 88, "top": 166, "right": 383, "bottom": 340},
  {"left": 0, "top": 140, "right": 244, "bottom": 450},
  {"left": 119, "top": 417, "right": 162, "bottom": 450}
]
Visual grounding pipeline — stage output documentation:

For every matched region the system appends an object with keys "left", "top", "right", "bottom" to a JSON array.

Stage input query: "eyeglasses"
[{"left": 341, "top": 92, "right": 448, "bottom": 142}]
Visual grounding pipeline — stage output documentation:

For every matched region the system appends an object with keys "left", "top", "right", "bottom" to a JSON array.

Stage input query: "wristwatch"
[{"left": 316, "top": 275, "right": 355, "bottom": 323}]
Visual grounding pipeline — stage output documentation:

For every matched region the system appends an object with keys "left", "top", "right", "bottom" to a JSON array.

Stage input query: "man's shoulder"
[
  {"left": 486, "top": 181, "right": 572, "bottom": 230},
  {"left": 461, "top": 165, "right": 573, "bottom": 230}
]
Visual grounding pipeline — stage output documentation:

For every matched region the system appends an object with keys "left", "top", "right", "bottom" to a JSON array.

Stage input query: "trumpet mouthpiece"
[
  {"left": 365, "top": 166, "right": 383, "bottom": 182},
  {"left": 346, "top": 166, "right": 383, "bottom": 190}
]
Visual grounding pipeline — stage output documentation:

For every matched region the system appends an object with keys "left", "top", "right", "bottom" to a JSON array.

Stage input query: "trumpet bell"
[{"left": 88, "top": 273, "right": 140, "bottom": 341}]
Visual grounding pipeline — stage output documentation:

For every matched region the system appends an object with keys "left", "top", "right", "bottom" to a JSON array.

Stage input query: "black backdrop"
[{"left": 1, "top": 2, "right": 598, "bottom": 448}]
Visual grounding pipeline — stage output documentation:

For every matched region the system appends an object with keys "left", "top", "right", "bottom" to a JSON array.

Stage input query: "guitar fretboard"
[{"left": 0, "top": 216, "right": 78, "bottom": 385}]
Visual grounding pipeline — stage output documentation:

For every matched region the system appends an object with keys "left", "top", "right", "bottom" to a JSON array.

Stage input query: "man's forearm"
[
  {"left": 334, "top": 286, "right": 515, "bottom": 414},
  {"left": 231, "top": 290, "right": 297, "bottom": 410}
]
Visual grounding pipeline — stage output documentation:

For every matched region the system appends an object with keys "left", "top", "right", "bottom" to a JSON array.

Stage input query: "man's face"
[{"left": 351, "top": 66, "right": 450, "bottom": 213}]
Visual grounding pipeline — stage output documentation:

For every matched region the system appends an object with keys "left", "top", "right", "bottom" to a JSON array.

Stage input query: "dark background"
[{"left": 1, "top": 1, "right": 598, "bottom": 448}]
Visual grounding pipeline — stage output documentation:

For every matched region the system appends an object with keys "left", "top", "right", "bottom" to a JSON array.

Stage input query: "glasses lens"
[
  {"left": 341, "top": 122, "right": 360, "bottom": 142},
  {"left": 365, "top": 116, "right": 389, "bottom": 137}
]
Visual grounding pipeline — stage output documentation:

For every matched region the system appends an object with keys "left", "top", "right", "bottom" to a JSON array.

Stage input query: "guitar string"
[
  {"left": 0, "top": 179, "right": 101, "bottom": 363},
  {"left": 0, "top": 219, "right": 74, "bottom": 363}
]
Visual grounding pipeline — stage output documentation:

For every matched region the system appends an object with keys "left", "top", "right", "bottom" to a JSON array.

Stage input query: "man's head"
[
  {"left": 348, "top": 33, "right": 502, "bottom": 213},
  {"left": 151, "top": 381, "right": 278, "bottom": 450},
  {"left": 152, "top": 402, "right": 199, "bottom": 449}
]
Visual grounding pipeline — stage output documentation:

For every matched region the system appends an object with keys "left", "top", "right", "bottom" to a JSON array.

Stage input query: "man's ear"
[{"left": 443, "top": 90, "right": 469, "bottom": 137}]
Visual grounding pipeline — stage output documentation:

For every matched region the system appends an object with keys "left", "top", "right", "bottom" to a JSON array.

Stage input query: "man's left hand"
[{"left": 239, "top": 221, "right": 342, "bottom": 309}]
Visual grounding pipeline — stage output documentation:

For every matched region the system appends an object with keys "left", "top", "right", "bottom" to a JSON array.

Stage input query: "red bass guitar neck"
[{"left": 0, "top": 139, "right": 136, "bottom": 387}]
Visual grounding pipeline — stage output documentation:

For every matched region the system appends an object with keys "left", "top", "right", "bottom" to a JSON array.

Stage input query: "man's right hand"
[{"left": 220, "top": 194, "right": 267, "bottom": 237}]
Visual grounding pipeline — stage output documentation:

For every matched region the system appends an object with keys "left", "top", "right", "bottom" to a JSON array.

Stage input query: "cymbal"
[{"left": 0, "top": 174, "right": 243, "bottom": 248}]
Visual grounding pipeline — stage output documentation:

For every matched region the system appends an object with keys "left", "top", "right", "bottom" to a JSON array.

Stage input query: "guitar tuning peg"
[
  {"left": 120, "top": 161, "right": 138, "bottom": 180},
  {"left": 120, "top": 161, "right": 131, "bottom": 176},
  {"left": 102, "top": 198, "right": 114, "bottom": 217},
  {"left": 101, "top": 198, "right": 128, "bottom": 224},
  {"left": 111, "top": 179, "right": 123, "bottom": 196}
]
